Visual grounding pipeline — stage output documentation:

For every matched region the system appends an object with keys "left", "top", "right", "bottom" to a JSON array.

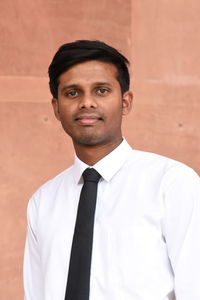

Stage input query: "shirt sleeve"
[
  {"left": 23, "top": 193, "right": 43, "bottom": 300},
  {"left": 161, "top": 164, "right": 200, "bottom": 300}
]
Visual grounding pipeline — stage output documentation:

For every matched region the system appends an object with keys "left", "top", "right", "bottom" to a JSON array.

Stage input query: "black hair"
[{"left": 48, "top": 40, "right": 130, "bottom": 98}]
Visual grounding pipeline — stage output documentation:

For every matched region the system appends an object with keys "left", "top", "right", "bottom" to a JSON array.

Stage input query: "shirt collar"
[{"left": 72, "top": 138, "right": 133, "bottom": 184}]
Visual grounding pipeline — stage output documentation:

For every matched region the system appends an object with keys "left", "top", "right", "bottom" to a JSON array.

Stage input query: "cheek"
[
  {"left": 109, "top": 101, "right": 123, "bottom": 117},
  {"left": 106, "top": 106, "right": 123, "bottom": 128},
  {"left": 59, "top": 103, "right": 74, "bottom": 119}
]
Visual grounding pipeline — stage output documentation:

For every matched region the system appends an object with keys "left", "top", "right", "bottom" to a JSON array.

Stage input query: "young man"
[{"left": 24, "top": 40, "right": 200, "bottom": 300}]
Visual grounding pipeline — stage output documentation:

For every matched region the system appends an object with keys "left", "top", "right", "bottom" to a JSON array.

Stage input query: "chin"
[{"left": 72, "top": 135, "right": 109, "bottom": 146}]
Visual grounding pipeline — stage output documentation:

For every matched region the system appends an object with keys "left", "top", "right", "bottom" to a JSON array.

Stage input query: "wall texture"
[
  {"left": 130, "top": 1, "right": 200, "bottom": 169},
  {"left": 0, "top": 0, "right": 199, "bottom": 298}
]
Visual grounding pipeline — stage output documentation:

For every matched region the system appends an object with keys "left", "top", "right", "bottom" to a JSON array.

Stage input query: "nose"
[{"left": 78, "top": 93, "right": 98, "bottom": 109}]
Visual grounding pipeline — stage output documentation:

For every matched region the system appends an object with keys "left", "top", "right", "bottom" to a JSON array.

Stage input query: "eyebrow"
[
  {"left": 60, "top": 82, "right": 112, "bottom": 93},
  {"left": 60, "top": 85, "right": 79, "bottom": 93},
  {"left": 93, "top": 82, "right": 112, "bottom": 86}
]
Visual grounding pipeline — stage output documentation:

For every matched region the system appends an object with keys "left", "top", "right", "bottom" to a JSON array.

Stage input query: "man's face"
[{"left": 52, "top": 60, "right": 132, "bottom": 147}]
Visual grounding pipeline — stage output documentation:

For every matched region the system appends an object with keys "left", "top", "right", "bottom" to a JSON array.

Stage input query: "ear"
[
  {"left": 52, "top": 98, "right": 61, "bottom": 121},
  {"left": 122, "top": 91, "right": 133, "bottom": 115}
]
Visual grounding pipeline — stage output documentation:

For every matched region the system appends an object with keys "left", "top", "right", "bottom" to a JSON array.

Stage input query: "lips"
[{"left": 74, "top": 113, "right": 103, "bottom": 125}]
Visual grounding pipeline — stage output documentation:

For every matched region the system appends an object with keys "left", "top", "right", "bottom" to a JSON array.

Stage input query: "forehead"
[{"left": 58, "top": 60, "right": 119, "bottom": 86}]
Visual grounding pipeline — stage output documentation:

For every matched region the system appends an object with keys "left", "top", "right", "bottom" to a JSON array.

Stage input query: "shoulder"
[
  {"left": 134, "top": 150, "right": 199, "bottom": 197},
  {"left": 37, "top": 165, "right": 73, "bottom": 193},
  {"left": 130, "top": 149, "right": 198, "bottom": 174},
  {"left": 124, "top": 149, "right": 199, "bottom": 187},
  {"left": 27, "top": 165, "right": 74, "bottom": 213}
]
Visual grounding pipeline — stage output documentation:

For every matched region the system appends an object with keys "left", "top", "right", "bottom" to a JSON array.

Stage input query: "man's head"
[
  {"left": 49, "top": 40, "right": 133, "bottom": 152},
  {"left": 48, "top": 40, "right": 130, "bottom": 98}
]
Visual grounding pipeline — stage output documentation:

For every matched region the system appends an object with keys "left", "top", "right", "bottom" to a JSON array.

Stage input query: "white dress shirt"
[{"left": 24, "top": 139, "right": 200, "bottom": 300}]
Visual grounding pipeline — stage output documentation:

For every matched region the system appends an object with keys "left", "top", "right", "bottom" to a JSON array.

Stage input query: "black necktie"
[{"left": 65, "top": 168, "right": 101, "bottom": 300}]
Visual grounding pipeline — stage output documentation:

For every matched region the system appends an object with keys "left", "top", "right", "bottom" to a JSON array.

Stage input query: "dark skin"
[
  {"left": 52, "top": 60, "right": 133, "bottom": 165},
  {"left": 74, "top": 138, "right": 123, "bottom": 166}
]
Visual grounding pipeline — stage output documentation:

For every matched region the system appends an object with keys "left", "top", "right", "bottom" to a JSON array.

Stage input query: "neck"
[{"left": 73, "top": 138, "right": 123, "bottom": 166}]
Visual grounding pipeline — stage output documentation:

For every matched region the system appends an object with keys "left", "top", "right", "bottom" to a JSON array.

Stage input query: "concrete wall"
[
  {"left": 0, "top": 0, "right": 199, "bottom": 298},
  {"left": 130, "top": 1, "right": 200, "bottom": 169}
]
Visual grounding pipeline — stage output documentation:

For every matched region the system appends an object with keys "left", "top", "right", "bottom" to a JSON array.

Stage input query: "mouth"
[{"left": 74, "top": 114, "right": 103, "bottom": 125}]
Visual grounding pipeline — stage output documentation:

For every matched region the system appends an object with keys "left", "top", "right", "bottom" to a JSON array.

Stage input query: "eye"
[
  {"left": 96, "top": 88, "right": 109, "bottom": 95},
  {"left": 66, "top": 90, "right": 79, "bottom": 98}
]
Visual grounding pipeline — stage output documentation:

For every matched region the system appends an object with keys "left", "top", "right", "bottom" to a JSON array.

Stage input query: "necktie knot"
[{"left": 82, "top": 168, "right": 101, "bottom": 183}]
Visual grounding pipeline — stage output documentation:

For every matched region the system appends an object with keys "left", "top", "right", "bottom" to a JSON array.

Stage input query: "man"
[{"left": 24, "top": 40, "right": 200, "bottom": 300}]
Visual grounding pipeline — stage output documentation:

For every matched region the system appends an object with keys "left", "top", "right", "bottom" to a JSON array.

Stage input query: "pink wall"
[
  {"left": 0, "top": 0, "right": 199, "bottom": 298},
  {"left": 129, "top": 1, "right": 200, "bottom": 169}
]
